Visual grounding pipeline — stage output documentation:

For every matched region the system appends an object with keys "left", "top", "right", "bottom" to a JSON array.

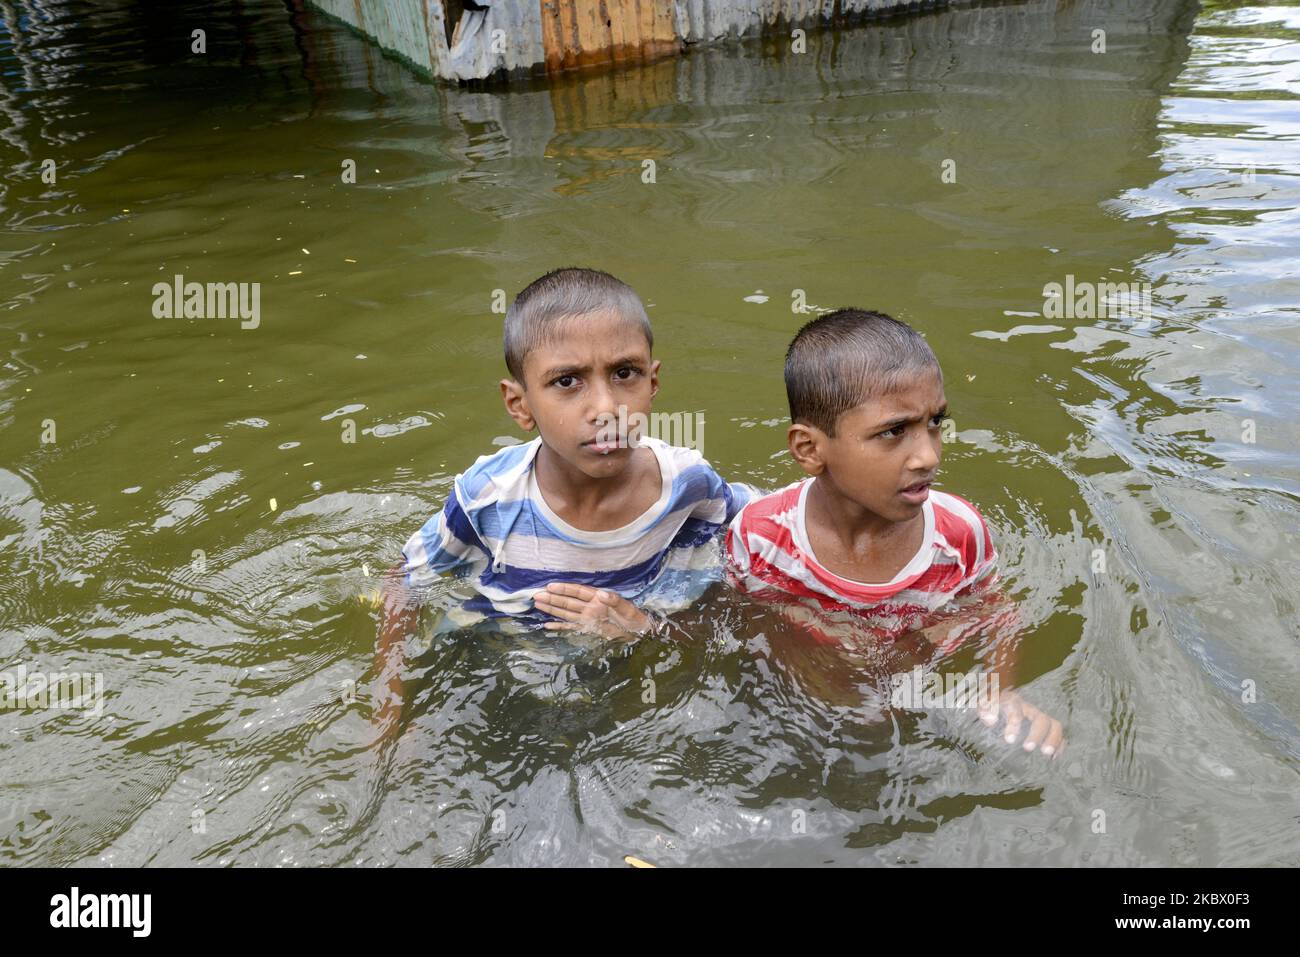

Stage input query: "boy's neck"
[
  {"left": 806, "top": 475, "right": 919, "bottom": 553},
  {"left": 533, "top": 441, "right": 661, "bottom": 529}
]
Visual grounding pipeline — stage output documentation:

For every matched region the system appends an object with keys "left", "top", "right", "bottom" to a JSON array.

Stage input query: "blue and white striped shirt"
[{"left": 401, "top": 436, "right": 753, "bottom": 622}]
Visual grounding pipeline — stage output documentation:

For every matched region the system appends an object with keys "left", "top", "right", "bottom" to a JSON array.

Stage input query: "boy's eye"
[
  {"left": 930, "top": 413, "right": 949, "bottom": 428},
  {"left": 553, "top": 375, "right": 578, "bottom": 389},
  {"left": 879, "top": 425, "right": 906, "bottom": 439},
  {"left": 614, "top": 366, "right": 640, "bottom": 381}
]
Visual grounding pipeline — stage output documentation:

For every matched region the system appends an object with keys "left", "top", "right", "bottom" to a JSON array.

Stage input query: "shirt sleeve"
[
  {"left": 724, "top": 506, "right": 753, "bottom": 579},
  {"left": 681, "top": 448, "right": 757, "bottom": 527},
  {"left": 964, "top": 511, "right": 999, "bottom": 592},
  {"left": 400, "top": 484, "right": 490, "bottom": 588},
  {"left": 722, "top": 480, "right": 757, "bottom": 525}
]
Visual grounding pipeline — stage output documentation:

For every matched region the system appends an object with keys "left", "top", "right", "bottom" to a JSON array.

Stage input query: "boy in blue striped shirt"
[{"left": 380, "top": 267, "right": 752, "bottom": 647}]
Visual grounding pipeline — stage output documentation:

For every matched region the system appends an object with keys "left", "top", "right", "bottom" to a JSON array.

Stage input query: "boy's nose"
[
  {"left": 586, "top": 381, "right": 619, "bottom": 420},
  {"left": 909, "top": 437, "right": 940, "bottom": 471}
]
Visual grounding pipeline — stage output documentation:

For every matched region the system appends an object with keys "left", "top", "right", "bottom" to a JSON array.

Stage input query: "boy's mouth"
[
  {"left": 899, "top": 479, "right": 932, "bottom": 504},
  {"left": 582, "top": 439, "right": 623, "bottom": 455}
]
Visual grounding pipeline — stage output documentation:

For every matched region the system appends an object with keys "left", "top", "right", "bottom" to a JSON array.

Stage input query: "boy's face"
[
  {"left": 789, "top": 370, "right": 946, "bottom": 525},
  {"left": 500, "top": 309, "right": 659, "bottom": 481}
]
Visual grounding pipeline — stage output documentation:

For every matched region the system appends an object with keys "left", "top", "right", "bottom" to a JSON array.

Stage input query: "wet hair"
[
  {"left": 785, "top": 308, "right": 941, "bottom": 436},
  {"left": 503, "top": 267, "right": 653, "bottom": 384}
]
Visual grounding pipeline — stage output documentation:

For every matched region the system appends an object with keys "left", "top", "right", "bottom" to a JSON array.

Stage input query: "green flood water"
[{"left": 1, "top": 0, "right": 1297, "bottom": 866}]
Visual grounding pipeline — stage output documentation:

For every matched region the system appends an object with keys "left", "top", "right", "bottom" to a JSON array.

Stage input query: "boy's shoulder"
[
  {"left": 636, "top": 435, "right": 732, "bottom": 492},
  {"left": 637, "top": 434, "right": 707, "bottom": 471},
  {"left": 928, "top": 489, "right": 996, "bottom": 569},
  {"left": 451, "top": 435, "right": 730, "bottom": 515},
  {"left": 637, "top": 436, "right": 756, "bottom": 525},
  {"left": 728, "top": 482, "right": 993, "bottom": 560},
  {"left": 453, "top": 437, "right": 543, "bottom": 509},
  {"left": 729, "top": 479, "right": 807, "bottom": 535}
]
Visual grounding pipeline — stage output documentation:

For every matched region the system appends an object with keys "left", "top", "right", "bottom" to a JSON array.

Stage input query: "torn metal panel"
[
  {"left": 436, "top": 0, "right": 547, "bottom": 82},
  {"left": 307, "top": 0, "right": 545, "bottom": 81}
]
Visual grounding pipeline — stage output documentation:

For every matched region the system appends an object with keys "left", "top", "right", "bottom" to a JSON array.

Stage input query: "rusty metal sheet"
[{"left": 539, "top": 1, "right": 682, "bottom": 74}]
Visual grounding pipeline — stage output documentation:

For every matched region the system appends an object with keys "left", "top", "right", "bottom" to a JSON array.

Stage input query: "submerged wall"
[{"left": 305, "top": 0, "right": 945, "bottom": 83}]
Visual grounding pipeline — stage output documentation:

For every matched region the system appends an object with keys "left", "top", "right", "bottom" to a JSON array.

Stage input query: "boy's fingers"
[
  {"left": 1022, "top": 710, "right": 1052, "bottom": 752},
  {"left": 978, "top": 701, "right": 999, "bottom": 726},
  {"left": 980, "top": 688, "right": 1012, "bottom": 727},
  {"left": 534, "top": 593, "right": 588, "bottom": 615},
  {"left": 1002, "top": 700, "right": 1024, "bottom": 744},
  {"left": 543, "top": 621, "right": 582, "bottom": 632},
  {"left": 1041, "top": 722, "right": 1065, "bottom": 758},
  {"left": 534, "top": 605, "right": 584, "bottom": 623},
  {"left": 544, "top": 582, "right": 598, "bottom": 601}
]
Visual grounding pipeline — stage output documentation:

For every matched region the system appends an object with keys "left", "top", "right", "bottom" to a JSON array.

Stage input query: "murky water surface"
[{"left": 1, "top": 0, "right": 1297, "bottom": 865}]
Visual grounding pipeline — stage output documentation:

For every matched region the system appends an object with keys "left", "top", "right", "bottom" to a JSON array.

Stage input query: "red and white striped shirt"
[{"left": 725, "top": 479, "right": 1000, "bottom": 645}]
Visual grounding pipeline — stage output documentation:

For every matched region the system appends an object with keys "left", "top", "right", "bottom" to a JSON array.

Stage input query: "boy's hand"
[
  {"left": 533, "top": 583, "right": 653, "bottom": 639},
  {"left": 978, "top": 688, "right": 1064, "bottom": 758}
]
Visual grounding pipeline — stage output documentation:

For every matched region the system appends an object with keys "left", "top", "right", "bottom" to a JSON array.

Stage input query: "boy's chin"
[
  {"left": 877, "top": 492, "right": 926, "bottom": 519},
  {"left": 832, "top": 489, "right": 922, "bottom": 524},
  {"left": 570, "top": 444, "right": 637, "bottom": 478}
]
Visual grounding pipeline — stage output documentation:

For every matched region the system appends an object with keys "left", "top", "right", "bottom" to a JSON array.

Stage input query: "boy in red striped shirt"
[{"left": 726, "top": 309, "right": 1064, "bottom": 757}]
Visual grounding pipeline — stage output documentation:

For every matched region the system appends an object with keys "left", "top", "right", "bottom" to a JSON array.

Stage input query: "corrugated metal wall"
[
  {"left": 675, "top": 1, "right": 933, "bottom": 42},
  {"left": 307, "top": 0, "right": 436, "bottom": 73},
  {"left": 307, "top": 0, "right": 949, "bottom": 83}
]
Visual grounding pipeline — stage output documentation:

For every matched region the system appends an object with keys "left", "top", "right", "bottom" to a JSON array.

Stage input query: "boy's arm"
[
  {"left": 374, "top": 562, "right": 420, "bottom": 738},
  {"left": 372, "top": 488, "right": 489, "bottom": 737},
  {"left": 913, "top": 566, "right": 1018, "bottom": 650},
  {"left": 914, "top": 572, "right": 1064, "bottom": 757},
  {"left": 906, "top": 498, "right": 1067, "bottom": 757}
]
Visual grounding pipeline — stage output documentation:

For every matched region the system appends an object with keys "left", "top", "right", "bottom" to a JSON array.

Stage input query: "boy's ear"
[
  {"left": 500, "top": 378, "right": 535, "bottom": 432},
  {"left": 649, "top": 359, "right": 661, "bottom": 400},
  {"left": 788, "top": 422, "right": 826, "bottom": 476}
]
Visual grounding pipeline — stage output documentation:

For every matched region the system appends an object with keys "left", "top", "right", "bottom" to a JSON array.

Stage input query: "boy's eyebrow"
[
  {"left": 539, "top": 364, "right": 586, "bottom": 380},
  {"left": 874, "top": 405, "right": 947, "bottom": 430},
  {"left": 537, "top": 355, "right": 648, "bottom": 381},
  {"left": 606, "top": 354, "right": 648, "bottom": 369},
  {"left": 875, "top": 413, "right": 923, "bottom": 430}
]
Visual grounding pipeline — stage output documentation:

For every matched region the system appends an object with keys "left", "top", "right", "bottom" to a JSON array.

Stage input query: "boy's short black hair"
[
  {"left": 785, "top": 308, "right": 941, "bottom": 436},
  {"left": 503, "top": 267, "right": 652, "bottom": 384}
]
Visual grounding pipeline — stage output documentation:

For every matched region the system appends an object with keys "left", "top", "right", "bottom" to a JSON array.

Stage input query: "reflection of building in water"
[
  {"left": 0, "top": 0, "right": 79, "bottom": 166},
  {"left": 0, "top": 0, "right": 1199, "bottom": 233},
  {"left": 315, "top": 0, "right": 1192, "bottom": 212}
]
